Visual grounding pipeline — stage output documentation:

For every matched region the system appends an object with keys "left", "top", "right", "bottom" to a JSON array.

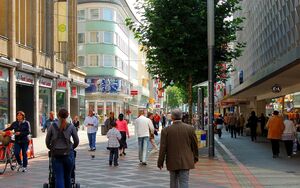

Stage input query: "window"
[
  {"left": 77, "top": 56, "right": 85, "bottom": 67},
  {"left": 89, "top": 32, "right": 99, "bottom": 43},
  {"left": 90, "top": 9, "right": 99, "bottom": 20},
  {"left": 78, "top": 33, "right": 85, "bottom": 43},
  {"left": 89, "top": 55, "right": 99, "bottom": 66},
  {"left": 77, "top": 10, "right": 85, "bottom": 21},
  {"left": 103, "top": 8, "right": 114, "bottom": 21},
  {"left": 103, "top": 55, "right": 114, "bottom": 67},
  {"left": 103, "top": 31, "right": 114, "bottom": 44},
  {"left": 0, "top": 0, "right": 8, "bottom": 37}
]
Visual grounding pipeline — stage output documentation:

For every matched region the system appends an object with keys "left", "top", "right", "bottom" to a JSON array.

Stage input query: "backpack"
[{"left": 50, "top": 123, "right": 71, "bottom": 157}]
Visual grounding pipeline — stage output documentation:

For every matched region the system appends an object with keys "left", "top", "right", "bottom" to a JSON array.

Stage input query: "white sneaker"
[
  {"left": 16, "top": 164, "right": 22, "bottom": 171},
  {"left": 22, "top": 167, "right": 27, "bottom": 172}
]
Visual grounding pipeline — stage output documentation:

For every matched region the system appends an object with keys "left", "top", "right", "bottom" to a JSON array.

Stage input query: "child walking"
[{"left": 107, "top": 122, "right": 121, "bottom": 166}]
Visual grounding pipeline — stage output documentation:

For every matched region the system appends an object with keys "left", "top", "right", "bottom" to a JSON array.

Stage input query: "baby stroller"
[{"left": 43, "top": 150, "right": 80, "bottom": 188}]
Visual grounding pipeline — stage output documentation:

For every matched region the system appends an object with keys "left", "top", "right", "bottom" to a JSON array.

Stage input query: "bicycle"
[{"left": 0, "top": 131, "right": 17, "bottom": 175}]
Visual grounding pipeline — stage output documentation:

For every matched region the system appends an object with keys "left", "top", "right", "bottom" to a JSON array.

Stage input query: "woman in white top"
[{"left": 282, "top": 115, "right": 296, "bottom": 158}]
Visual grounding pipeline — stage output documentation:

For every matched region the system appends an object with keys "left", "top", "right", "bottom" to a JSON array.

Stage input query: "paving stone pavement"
[{"left": 2, "top": 129, "right": 299, "bottom": 188}]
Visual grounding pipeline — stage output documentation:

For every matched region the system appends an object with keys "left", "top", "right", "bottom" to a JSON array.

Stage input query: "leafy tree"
[
  {"left": 126, "top": 0, "right": 244, "bottom": 123},
  {"left": 166, "top": 86, "right": 185, "bottom": 110}
]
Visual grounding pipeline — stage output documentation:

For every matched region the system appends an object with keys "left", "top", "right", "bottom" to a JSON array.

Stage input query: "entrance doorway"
[{"left": 16, "top": 84, "right": 34, "bottom": 136}]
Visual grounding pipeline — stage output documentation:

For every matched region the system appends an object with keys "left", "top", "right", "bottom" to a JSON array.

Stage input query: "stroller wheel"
[{"left": 43, "top": 183, "right": 49, "bottom": 188}]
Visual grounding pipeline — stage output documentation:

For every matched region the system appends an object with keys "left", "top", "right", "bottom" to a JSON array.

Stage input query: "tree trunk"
[{"left": 188, "top": 74, "right": 193, "bottom": 124}]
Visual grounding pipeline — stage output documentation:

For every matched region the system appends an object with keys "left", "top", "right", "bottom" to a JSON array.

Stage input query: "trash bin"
[{"left": 101, "top": 124, "right": 107, "bottom": 135}]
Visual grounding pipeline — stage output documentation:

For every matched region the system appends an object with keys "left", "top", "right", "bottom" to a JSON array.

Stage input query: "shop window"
[
  {"left": 56, "top": 91, "right": 66, "bottom": 113},
  {"left": 0, "top": 70, "right": 9, "bottom": 129},
  {"left": 97, "top": 102, "right": 104, "bottom": 124},
  {"left": 39, "top": 88, "right": 51, "bottom": 128},
  {"left": 106, "top": 102, "right": 113, "bottom": 115}
]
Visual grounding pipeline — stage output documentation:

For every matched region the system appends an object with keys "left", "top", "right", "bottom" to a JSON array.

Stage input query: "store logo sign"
[
  {"left": 57, "top": 80, "right": 68, "bottom": 89},
  {"left": 16, "top": 71, "right": 34, "bottom": 85},
  {"left": 39, "top": 78, "right": 52, "bottom": 88}
]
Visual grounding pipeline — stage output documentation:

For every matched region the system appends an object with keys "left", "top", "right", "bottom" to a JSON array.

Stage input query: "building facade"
[
  {"left": 77, "top": 0, "right": 151, "bottom": 123},
  {"left": 224, "top": 0, "right": 300, "bottom": 116},
  {"left": 0, "top": 0, "right": 87, "bottom": 137}
]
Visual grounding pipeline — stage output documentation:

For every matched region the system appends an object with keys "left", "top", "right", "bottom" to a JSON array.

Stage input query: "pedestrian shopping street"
[{"left": 1, "top": 127, "right": 300, "bottom": 188}]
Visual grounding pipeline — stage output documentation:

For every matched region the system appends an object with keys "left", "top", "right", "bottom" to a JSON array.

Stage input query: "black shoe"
[
  {"left": 123, "top": 152, "right": 126, "bottom": 156},
  {"left": 109, "top": 161, "right": 112, "bottom": 166},
  {"left": 120, "top": 153, "right": 123, "bottom": 156},
  {"left": 141, "top": 162, "right": 147, "bottom": 166},
  {"left": 114, "top": 163, "right": 119, "bottom": 167}
]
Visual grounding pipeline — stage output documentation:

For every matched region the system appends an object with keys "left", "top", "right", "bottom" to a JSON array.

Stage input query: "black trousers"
[
  {"left": 108, "top": 148, "right": 119, "bottom": 165},
  {"left": 271, "top": 139, "right": 280, "bottom": 156},
  {"left": 230, "top": 125, "right": 237, "bottom": 138},
  {"left": 250, "top": 127, "right": 257, "bottom": 141},
  {"left": 284, "top": 140, "right": 293, "bottom": 156}
]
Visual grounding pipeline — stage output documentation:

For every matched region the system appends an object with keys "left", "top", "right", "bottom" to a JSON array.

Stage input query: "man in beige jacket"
[{"left": 157, "top": 109, "right": 198, "bottom": 188}]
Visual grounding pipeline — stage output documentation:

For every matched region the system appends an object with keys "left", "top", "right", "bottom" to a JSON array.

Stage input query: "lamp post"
[{"left": 207, "top": 0, "right": 215, "bottom": 157}]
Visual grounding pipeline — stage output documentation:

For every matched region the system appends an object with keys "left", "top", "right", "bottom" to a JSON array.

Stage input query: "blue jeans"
[
  {"left": 14, "top": 142, "right": 28, "bottom": 167},
  {"left": 52, "top": 151, "right": 74, "bottom": 188},
  {"left": 87, "top": 132, "right": 96, "bottom": 149},
  {"left": 108, "top": 147, "right": 119, "bottom": 165},
  {"left": 170, "top": 170, "right": 190, "bottom": 188},
  {"left": 138, "top": 136, "right": 149, "bottom": 163}
]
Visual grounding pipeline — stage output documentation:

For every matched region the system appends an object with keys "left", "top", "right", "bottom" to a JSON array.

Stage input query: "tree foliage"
[
  {"left": 126, "top": 0, "right": 244, "bottom": 121},
  {"left": 165, "top": 86, "right": 185, "bottom": 110}
]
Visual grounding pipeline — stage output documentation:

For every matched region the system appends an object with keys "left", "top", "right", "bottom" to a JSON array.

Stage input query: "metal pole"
[
  {"left": 197, "top": 88, "right": 204, "bottom": 130},
  {"left": 207, "top": 0, "right": 215, "bottom": 157}
]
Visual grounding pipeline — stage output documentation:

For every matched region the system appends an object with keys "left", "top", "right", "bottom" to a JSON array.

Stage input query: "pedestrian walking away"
[
  {"left": 247, "top": 111, "right": 258, "bottom": 142},
  {"left": 158, "top": 109, "right": 199, "bottom": 188},
  {"left": 107, "top": 121, "right": 122, "bottom": 166},
  {"left": 282, "top": 115, "right": 296, "bottom": 158},
  {"left": 266, "top": 110, "right": 284, "bottom": 158},
  {"left": 84, "top": 110, "right": 98, "bottom": 151},
  {"left": 134, "top": 110, "right": 154, "bottom": 165},
  {"left": 3, "top": 111, "right": 31, "bottom": 172},
  {"left": 216, "top": 114, "right": 224, "bottom": 138},
  {"left": 45, "top": 109, "right": 79, "bottom": 188},
  {"left": 116, "top": 113, "right": 129, "bottom": 156}
]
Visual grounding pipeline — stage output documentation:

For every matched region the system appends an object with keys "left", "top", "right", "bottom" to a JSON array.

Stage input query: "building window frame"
[
  {"left": 88, "top": 54, "right": 99, "bottom": 67},
  {"left": 77, "top": 56, "right": 85, "bottom": 67},
  {"left": 77, "top": 9, "right": 85, "bottom": 21},
  {"left": 89, "top": 32, "right": 100, "bottom": 43},
  {"left": 90, "top": 8, "right": 100, "bottom": 20}
]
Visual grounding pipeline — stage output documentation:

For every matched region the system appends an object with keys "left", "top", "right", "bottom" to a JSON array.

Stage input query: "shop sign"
[
  {"left": 57, "top": 79, "right": 68, "bottom": 90},
  {"left": 85, "top": 77, "right": 125, "bottom": 94},
  {"left": 39, "top": 77, "right": 52, "bottom": 88},
  {"left": 130, "top": 90, "right": 138, "bottom": 96},
  {"left": 16, "top": 71, "right": 34, "bottom": 85},
  {"left": 71, "top": 86, "right": 78, "bottom": 98},
  {"left": 0, "top": 67, "right": 9, "bottom": 82}
]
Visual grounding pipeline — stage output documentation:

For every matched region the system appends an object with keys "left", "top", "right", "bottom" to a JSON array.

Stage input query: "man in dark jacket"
[
  {"left": 248, "top": 111, "right": 258, "bottom": 142},
  {"left": 157, "top": 109, "right": 198, "bottom": 188}
]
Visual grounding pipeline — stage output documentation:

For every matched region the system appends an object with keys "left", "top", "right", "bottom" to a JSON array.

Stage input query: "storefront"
[
  {"left": 0, "top": 67, "right": 9, "bottom": 130},
  {"left": 39, "top": 77, "right": 52, "bottom": 128},
  {"left": 15, "top": 71, "right": 34, "bottom": 133},
  {"left": 85, "top": 77, "right": 130, "bottom": 124},
  {"left": 56, "top": 79, "right": 68, "bottom": 112}
]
